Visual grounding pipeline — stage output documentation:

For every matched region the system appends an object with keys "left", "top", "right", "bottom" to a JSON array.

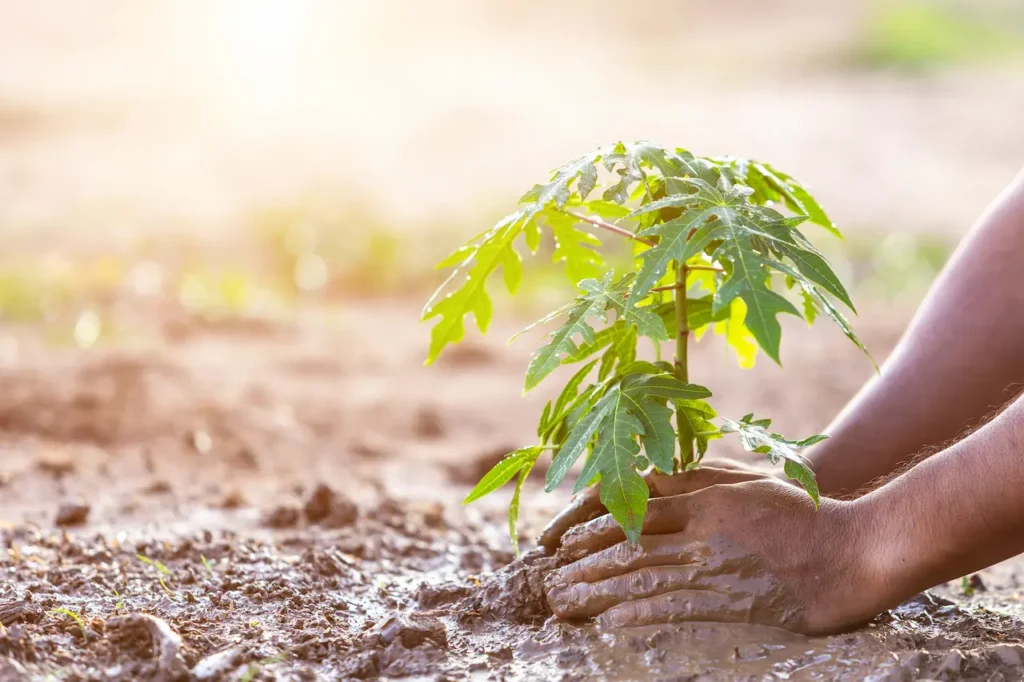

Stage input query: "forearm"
[
  {"left": 852, "top": 393, "right": 1024, "bottom": 612},
  {"left": 810, "top": 170, "right": 1024, "bottom": 496}
]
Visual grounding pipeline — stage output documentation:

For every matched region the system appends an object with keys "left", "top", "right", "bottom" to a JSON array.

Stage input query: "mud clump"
[
  {"left": 55, "top": 500, "right": 90, "bottom": 527},
  {"left": 366, "top": 613, "right": 447, "bottom": 649},
  {"left": 415, "top": 581, "right": 472, "bottom": 609},
  {"left": 261, "top": 504, "right": 300, "bottom": 529},
  {"left": 458, "top": 548, "right": 561, "bottom": 625},
  {"left": 303, "top": 483, "right": 359, "bottom": 528},
  {"left": 347, "top": 613, "right": 449, "bottom": 680}
]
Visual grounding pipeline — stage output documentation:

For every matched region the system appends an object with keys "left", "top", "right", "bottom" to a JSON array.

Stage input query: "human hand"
[
  {"left": 538, "top": 460, "right": 771, "bottom": 553},
  {"left": 544, "top": 471, "right": 882, "bottom": 635}
]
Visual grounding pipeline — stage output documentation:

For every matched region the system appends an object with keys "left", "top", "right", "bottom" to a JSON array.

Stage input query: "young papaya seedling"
[{"left": 422, "top": 141, "right": 872, "bottom": 552}]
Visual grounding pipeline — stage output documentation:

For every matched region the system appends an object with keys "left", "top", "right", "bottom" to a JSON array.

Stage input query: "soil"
[{"left": 1, "top": 298, "right": 1024, "bottom": 681}]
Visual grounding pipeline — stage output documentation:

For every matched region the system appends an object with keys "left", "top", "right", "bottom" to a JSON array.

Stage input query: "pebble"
[{"left": 55, "top": 501, "right": 90, "bottom": 527}]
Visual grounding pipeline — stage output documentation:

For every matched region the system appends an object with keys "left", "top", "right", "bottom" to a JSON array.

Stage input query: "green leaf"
[
  {"left": 721, "top": 415, "right": 821, "bottom": 506},
  {"left": 423, "top": 211, "right": 527, "bottom": 364},
  {"left": 525, "top": 273, "right": 620, "bottom": 391},
  {"left": 801, "top": 283, "right": 877, "bottom": 370},
  {"left": 508, "top": 300, "right": 575, "bottom": 346},
  {"left": 566, "top": 388, "right": 649, "bottom": 543},
  {"left": 759, "top": 220, "right": 853, "bottom": 311},
  {"left": 784, "top": 460, "right": 820, "bottom": 509},
  {"left": 624, "top": 373, "right": 712, "bottom": 402},
  {"left": 597, "top": 449, "right": 649, "bottom": 545},
  {"left": 675, "top": 398, "right": 719, "bottom": 460},
  {"left": 501, "top": 246, "right": 524, "bottom": 295},
  {"left": 619, "top": 388, "right": 675, "bottom": 473},
  {"left": 463, "top": 446, "right": 542, "bottom": 504},
  {"left": 521, "top": 149, "right": 604, "bottom": 210},
  {"left": 540, "top": 360, "right": 601, "bottom": 443},
  {"left": 546, "top": 390, "right": 618, "bottom": 491},
  {"left": 714, "top": 233, "right": 800, "bottom": 364},
  {"left": 538, "top": 401, "right": 553, "bottom": 438},
  {"left": 545, "top": 211, "right": 604, "bottom": 285},
  {"left": 527, "top": 273, "right": 664, "bottom": 391},
  {"left": 581, "top": 199, "right": 634, "bottom": 220},
  {"left": 573, "top": 393, "right": 643, "bottom": 495},
  {"left": 578, "top": 163, "right": 598, "bottom": 201},
  {"left": 564, "top": 323, "right": 623, "bottom": 364},
  {"left": 801, "top": 289, "right": 818, "bottom": 325},
  {"left": 509, "top": 458, "right": 536, "bottom": 557},
  {"left": 565, "top": 373, "right": 710, "bottom": 537},
  {"left": 628, "top": 207, "right": 724, "bottom": 310},
  {"left": 625, "top": 193, "right": 703, "bottom": 219},
  {"left": 750, "top": 162, "right": 838, "bottom": 237}
]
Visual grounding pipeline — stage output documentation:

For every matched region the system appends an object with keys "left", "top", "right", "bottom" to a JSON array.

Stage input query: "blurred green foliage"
[
  {"left": 854, "top": 0, "right": 1024, "bottom": 71},
  {"left": 0, "top": 203, "right": 952, "bottom": 350}
]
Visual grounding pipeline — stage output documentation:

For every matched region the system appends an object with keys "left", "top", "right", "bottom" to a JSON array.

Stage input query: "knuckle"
[{"left": 628, "top": 567, "right": 658, "bottom": 594}]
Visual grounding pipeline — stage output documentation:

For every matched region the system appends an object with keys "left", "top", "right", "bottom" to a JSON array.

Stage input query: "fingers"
[
  {"left": 548, "top": 533, "right": 702, "bottom": 587},
  {"left": 538, "top": 486, "right": 605, "bottom": 552},
  {"left": 647, "top": 468, "right": 763, "bottom": 497},
  {"left": 540, "top": 467, "right": 764, "bottom": 553},
  {"left": 597, "top": 589, "right": 753, "bottom": 628},
  {"left": 548, "top": 565, "right": 701, "bottom": 620},
  {"left": 559, "top": 495, "right": 697, "bottom": 560}
]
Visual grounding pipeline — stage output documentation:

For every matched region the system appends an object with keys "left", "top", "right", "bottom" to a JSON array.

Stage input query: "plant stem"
[
  {"left": 674, "top": 261, "right": 694, "bottom": 469},
  {"left": 560, "top": 210, "right": 655, "bottom": 247}
]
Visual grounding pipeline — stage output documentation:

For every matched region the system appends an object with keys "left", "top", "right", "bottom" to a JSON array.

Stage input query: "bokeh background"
[{"left": 2, "top": 0, "right": 1023, "bottom": 339}]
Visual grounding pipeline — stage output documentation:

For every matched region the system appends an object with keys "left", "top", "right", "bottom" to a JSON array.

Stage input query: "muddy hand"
[
  {"left": 545, "top": 477, "right": 880, "bottom": 636},
  {"left": 538, "top": 463, "right": 767, "bottom": 552}
]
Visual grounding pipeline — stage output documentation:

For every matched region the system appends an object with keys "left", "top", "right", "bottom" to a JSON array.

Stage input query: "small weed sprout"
[
  {"left": 423, "top": 141, "right": 871, "bottom": 550},
  {"left": 137, "top": 554, "right": 177, "bottom": 597},
  {"left": 48, "top": 607, "right": 87, "bottom": 637}
]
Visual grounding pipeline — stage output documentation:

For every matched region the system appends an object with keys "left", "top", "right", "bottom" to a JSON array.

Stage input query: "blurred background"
[{"left": 2, "top": 0, "right": 1024, "bottom": 344}]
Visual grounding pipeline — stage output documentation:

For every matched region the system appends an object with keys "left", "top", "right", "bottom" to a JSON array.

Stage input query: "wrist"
[{"left": 846, "top": 486, "right": 930, "bottom": 616}]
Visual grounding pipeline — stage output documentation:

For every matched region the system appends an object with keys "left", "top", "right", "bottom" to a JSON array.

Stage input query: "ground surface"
[{"left": 3, "top": 298, "right": 1024, "bottom": 681}]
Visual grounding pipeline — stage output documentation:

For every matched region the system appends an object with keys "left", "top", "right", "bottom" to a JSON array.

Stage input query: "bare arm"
[
  {"left": 855, "top": 392, "right": 1024, "bottom": 604},
  {"left": 810, "top": 170, "right": 1024, "bottom": 496}
]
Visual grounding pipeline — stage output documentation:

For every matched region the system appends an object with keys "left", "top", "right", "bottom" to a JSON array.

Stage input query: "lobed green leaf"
[{"left": 462, "top": 446, "right": 543, "bottom": 504}]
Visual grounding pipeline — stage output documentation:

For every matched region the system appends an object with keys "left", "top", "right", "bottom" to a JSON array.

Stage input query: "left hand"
[{"left": 544, "top": 471, "right": 883, "bottom": 636}]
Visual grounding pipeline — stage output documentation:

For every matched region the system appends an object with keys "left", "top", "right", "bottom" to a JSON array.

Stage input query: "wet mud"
[{"left": 1, "top": 302, "right": 1023, "bottom": 680}]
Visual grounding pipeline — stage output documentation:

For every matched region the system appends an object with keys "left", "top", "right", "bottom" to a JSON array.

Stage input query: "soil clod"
[
  {"left": 261, "top": 504, "right": 300, "bottom": 529},
  {"left": 303, "top": 483, "right": 359, "bottom": 528},
  {"left": 54, "top": 501, "right": 90, "bottom": 527}
]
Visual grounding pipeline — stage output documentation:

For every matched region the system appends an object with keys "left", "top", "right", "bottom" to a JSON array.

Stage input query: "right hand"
[{"left": 538, "top": 459, "right": 772, "bottom": 552}]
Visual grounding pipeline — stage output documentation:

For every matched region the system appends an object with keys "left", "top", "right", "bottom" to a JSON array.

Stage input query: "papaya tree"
[{"left": 422, "top": 141, "right": 871, "bottom": 552}]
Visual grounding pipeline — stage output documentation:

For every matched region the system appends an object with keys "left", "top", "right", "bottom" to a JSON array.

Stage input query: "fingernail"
[{"left": 597, "top": 612, "right": 622, "bottom": 629}]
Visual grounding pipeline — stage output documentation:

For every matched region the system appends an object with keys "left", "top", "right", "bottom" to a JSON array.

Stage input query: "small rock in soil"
[
  {"left": 415, "top": 581, "right": 472, "bottom": 609},
  {"left": 303, "top": 483, "right": 359, "bottom": 528},
  {"left": 141, "top": 479, "right": 172, "bottom": 495},
  {"left": 218, "top": 489, "right": 247, "bottom": 509},
  {"left": 55, "top": 501, "right": 90, "bottom": 527},
  {"left": 262, "top": 504, "right": 300, "bottom": 529},
  {"left": 367, "top": 613, "right": 448, "bottom": 649}
]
